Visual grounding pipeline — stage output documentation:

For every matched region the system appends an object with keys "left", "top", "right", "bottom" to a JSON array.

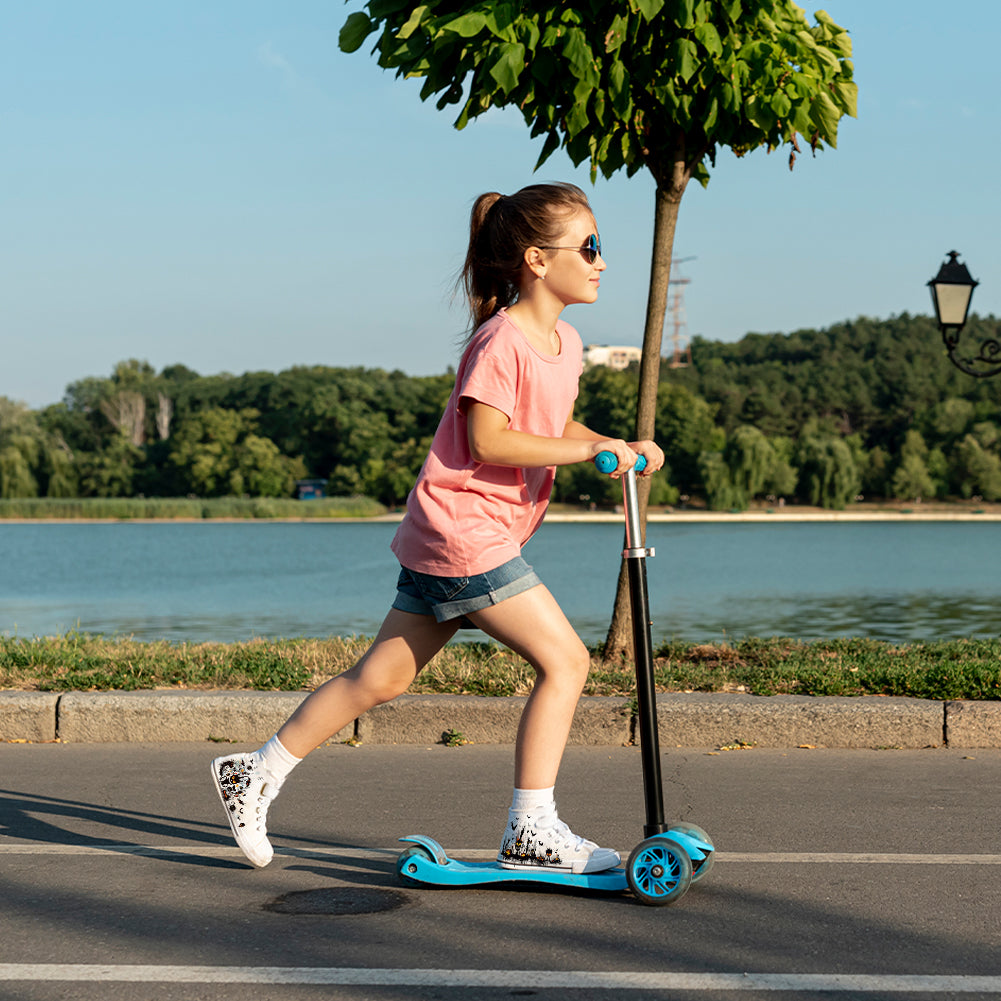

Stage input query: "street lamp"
[{"left": 927, "top": 251, "right": 999, "bottom": 377}]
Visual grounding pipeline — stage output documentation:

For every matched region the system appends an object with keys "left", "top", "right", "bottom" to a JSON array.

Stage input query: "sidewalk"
[{"left": 3, "top": 690, "right": 999, "bottom": 747}]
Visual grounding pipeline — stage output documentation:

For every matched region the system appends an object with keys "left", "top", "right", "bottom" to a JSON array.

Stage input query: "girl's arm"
[
  {"left": 466, "top": 402, "right": 663, "bottom": 475},
  {"left": 466, "top": 401, "right": 636, "bottom": 471}
]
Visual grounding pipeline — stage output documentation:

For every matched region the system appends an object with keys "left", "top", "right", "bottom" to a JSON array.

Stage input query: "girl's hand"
[
  {"left": 589, "top": 439, "right": 639, "bottom": 478},
  {"left": 629, "top": 440, "right": 665, "bottom": 476}
]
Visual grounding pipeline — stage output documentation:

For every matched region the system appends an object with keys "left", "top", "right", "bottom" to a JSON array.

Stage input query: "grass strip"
[
  {"left": 0, "top": 496, "right": 386, "bottom": 520},
  {"left": 1, "top": 634, "right": 1000, "bottom": 701}
]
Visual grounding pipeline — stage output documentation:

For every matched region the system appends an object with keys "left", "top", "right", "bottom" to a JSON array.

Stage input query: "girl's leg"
[
  {"left": 278, "top": 609, "right": 460, "bottom": 757},
  {"left": 212, "top": 608, "right": 457, "bottom": 867},
  {"left": 468, "top": 585, "right": 618, "bottom": 874},
  {"left": 467, "top": 584, "right": 590, "bottom": 790}
]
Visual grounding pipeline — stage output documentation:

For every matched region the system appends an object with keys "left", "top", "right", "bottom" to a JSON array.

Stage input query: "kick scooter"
[{"left": 394, "top": 452, "right": 714, "bottom": 906}]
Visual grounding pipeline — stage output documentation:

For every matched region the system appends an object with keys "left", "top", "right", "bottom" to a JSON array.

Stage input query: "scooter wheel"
[
  {"left": 626, "top": 837, "right": 693, "bottom": 906},
  {"left": 396, "top": 845, "right": 435, "bottom": 887},
  {"left": 667, "top": 821, "right": 715, "bottom": 884}
]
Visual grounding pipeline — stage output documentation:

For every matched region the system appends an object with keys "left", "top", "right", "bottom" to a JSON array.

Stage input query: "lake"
[{"left": 0, "top": 520, "right": 998, "bottom": 646}]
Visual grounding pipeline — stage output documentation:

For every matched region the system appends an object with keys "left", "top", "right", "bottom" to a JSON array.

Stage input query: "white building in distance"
[{"left": 582, "top": 344, "right": 643, "bottom": 370}]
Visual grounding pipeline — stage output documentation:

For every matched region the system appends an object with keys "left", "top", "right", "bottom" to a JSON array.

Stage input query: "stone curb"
[
  {"left": 2, "top": 691, "right": 1000, "bottom": 748},
  {"left": 0, "top": 693, "right": 60, "bottom": 743}
]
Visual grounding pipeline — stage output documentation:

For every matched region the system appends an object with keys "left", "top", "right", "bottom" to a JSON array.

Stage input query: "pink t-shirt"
[{"left": 391, "top": 308, "right": 584, "bottom": 575}]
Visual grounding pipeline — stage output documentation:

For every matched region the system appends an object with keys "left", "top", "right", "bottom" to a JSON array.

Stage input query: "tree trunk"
[{"left": 603, "top": 180, "right": 686, "bottom": 659}]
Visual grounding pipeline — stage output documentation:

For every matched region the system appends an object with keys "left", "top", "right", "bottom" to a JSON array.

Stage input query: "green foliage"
[
  {"left": 656, "top": 382, "right": 718, "bottom": 493},
  {"left": 0, "top": 495, "right": 385, "bottom": 520},
  {"left": 77, "top": 435, "right": 145, "bottom": 498},
  {"left": 723, "top": 425, "right": 774, "bottom": 507},
  {"left": 664, "top": 313, "right": 1001, "bottom": 507},
  {"left": 340, "top": 0, "right": 855, "bottom": 185},
  {"left": 696, "top": 423, "right": 793, "bottom": 510},
  {"left": 4, "top": 633, "right": 1000, "bottom": 701},
  {"left": 641, "top": 637, "right": 1001, "bottom": 700},
  {"left": 697, "top": 451, "right": 739, "bottom": 510},
  {"left": 6, "top": 313, "right": 1001, "bottom": 512},
  {"left": 795, "top": 431, "right": 859, "bottom": 509},
  {"left": 891, "top": 430, "right": 936, "bottom": 501},
  {"left": 0, "top": 397, "right": 84, "bottom": 499},
  {"left": 165, "top": 407, "right": 308, "bottom": 499},
  {"left": 951, "top": 434, "right": 1001, "bottom": 500}
]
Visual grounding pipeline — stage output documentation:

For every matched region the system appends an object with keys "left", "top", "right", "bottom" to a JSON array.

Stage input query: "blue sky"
[{"left": 3, "top": 2, "right": 999, "bottom": 408}]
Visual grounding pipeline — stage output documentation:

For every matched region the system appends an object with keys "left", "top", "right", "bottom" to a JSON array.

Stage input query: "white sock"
[
  {"left": 257, "top": 735, "right": 301, "bottom": 786},
  {"left": 509, "top": 786, "right": 556, "bottom": 823}
]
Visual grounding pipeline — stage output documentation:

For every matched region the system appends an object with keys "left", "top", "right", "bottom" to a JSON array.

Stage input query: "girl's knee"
[
  {"left": 571, "top": 640, "right": 591, "bottom": 677},
  {"left": 342, "top": 660, "right": 414, "bottom": 708},
  {"left": 539, "top": 640, "right": 590, "bottom": 690},
  {"left": 368, "top": 676, "right": 411, "bottom": 706}
]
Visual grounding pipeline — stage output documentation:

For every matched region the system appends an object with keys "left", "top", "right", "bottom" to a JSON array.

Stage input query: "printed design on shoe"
[
  {"left": 499, "top": 821, "right": 564, "bottom": 867},
  {"left": 216, "top": 757, "right": 256, "bottom": 828}
]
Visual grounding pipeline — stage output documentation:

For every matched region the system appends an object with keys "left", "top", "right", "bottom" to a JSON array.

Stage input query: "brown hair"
[{"left": 459, "top": 182, "right": 592, "bottom": 335}]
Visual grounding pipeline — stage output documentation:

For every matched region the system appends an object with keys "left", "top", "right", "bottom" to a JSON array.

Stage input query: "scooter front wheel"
[{"left": 626, "top": 837, "right": 693, "bottom": 906}]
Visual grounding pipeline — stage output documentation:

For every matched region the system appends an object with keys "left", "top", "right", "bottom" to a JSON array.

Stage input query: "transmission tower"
[{"left": 667, "top": 256, "right": 695, "bottom": 368}]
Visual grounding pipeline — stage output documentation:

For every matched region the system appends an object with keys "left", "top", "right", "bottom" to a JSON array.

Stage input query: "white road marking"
[
  {"left": 0, "top": 966, "right": 1000, "bottom": 991},
  {"left": 1, "top": 843, "right": 1001, "bottom": 864}
]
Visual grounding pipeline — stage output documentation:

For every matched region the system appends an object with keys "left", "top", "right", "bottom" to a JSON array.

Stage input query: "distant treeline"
[{"left": 2, "top": 312, "right": 1000, "bottom": 511}]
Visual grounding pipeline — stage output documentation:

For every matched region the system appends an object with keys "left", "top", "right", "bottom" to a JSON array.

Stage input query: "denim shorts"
[{"left": 392, "top": 556, "right": 542, "bottom": 624}]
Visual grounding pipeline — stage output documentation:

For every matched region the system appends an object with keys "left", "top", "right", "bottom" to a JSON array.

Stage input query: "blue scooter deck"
[{"left": 397, "top": 835, "right": 629, "bottom": 890}]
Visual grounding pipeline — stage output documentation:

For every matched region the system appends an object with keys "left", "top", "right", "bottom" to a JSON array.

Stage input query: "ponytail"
[{"left": 459, "top": 182, "right": 591, "bottom": 337}]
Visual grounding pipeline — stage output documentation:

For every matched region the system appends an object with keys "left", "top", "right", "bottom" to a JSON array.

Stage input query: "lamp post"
[{"left": 927, "top": 251, "right": 999, "bottom": 377}]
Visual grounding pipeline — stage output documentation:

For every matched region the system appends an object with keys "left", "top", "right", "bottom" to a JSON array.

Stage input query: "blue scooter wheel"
[
  {"left": 626, "top": 837, "right": 693, "bottom": 906},
  {"left": 397, "top": 844, "right": 435, "bottom": 887},
  {"left": 667, "top": 821, "right": 715, "bottom": 883}
]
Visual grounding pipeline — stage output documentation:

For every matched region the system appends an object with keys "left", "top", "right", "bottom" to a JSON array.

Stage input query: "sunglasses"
[{"left": 540, "top": 233, "right": 602, "bottom": 264}]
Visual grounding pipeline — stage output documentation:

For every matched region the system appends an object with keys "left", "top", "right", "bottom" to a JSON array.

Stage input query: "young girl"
[{"left": 211, "top": 182, "right": 664, "bottom": 874}]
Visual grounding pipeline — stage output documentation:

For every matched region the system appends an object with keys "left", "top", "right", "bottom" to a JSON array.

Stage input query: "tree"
[
  {"left": 723, "top": 424, "right": 775, "bottom": 507},
  {"left": 232, "top": 435, "right": 308, "bottom": 498},
  {"left": 43, "top": 441, "right": 78, "bottom": 498},
  {"left": 891, "top": 454, "right": 934, "bottom": 502},
  {"left": 796, "top": 432, "right": 859, "bottom": 509},
  {"left": 763, "top": 434, "right": 797, "bottom": 497},
  {"left": 77, "top": 435, "right": 144, "bottom": 498},
  {"left": 0, "top": 398, "right": 42, "bottom": 498},
  {"left": 950, "top": 434, "right": 1001, "bottom": 501},
  {"left": 698, "top": 450, "right": 740, "bottom": 510},
  {"left": 656, "top": 382, "right": 718, "bottom": 494},
  {"left": 340, "top": 0, "right": 856, "bottom": 655},
  {"left": 696, "top": 424, "right": 789, "bottom": 510},
  {"left": 168, "top": 408, "right": 306, "bottom": 498},
  {"left": 890, "top": 430, "right": 937, "bottom": 502}
]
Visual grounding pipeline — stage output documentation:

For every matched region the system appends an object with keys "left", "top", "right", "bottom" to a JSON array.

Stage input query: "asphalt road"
[{"left": 1, "top": 742, "right": 1000, "bottom": 1001}]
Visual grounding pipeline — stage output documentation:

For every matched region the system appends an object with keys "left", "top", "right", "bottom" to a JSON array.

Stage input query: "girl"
[{"left": 211, "top": 182, "right": 664, "bottom": 874}]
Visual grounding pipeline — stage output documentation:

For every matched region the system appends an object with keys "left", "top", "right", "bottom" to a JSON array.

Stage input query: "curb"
[{"left": 2, "top": 691, "right": 1000, "bottom": 748}]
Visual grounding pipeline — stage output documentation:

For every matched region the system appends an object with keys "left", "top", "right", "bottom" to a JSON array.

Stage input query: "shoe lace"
[
  {"left": 246, "top": 778, "right": 280, "bottom": 833},
  {"left": 537, "top": 816, "right": 591, "bottom": 854}
]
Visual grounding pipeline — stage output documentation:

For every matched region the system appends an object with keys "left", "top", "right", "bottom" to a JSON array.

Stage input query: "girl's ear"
[{"left": 523, "top": 245, "right": 548, "bottom": 281}]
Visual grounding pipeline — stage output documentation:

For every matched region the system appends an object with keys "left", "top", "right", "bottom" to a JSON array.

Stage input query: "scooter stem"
[{"left": 619, "top": 467, "right": 668, "bottom": 838}]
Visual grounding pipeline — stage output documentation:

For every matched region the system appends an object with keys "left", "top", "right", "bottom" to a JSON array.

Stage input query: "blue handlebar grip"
[{"left": 594, "top": 451, "right": 647, "bottom": 474}]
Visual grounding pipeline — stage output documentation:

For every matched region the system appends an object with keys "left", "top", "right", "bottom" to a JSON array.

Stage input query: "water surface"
[{"left": 0, "top": 521, "right": 997, "bottom": 645}]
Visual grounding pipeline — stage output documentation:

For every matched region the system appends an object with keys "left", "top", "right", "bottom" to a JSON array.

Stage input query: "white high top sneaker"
[
  {"left": 210, "top": 752, "right": 283, "bottom": 868},
  {"left": 498, "top": 811, "right": 620, "bottom": 874}
]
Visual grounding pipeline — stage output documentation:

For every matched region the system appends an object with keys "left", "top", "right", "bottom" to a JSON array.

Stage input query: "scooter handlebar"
[{"left": 594, "top": 450, "right": 647, "bottom": 474}]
